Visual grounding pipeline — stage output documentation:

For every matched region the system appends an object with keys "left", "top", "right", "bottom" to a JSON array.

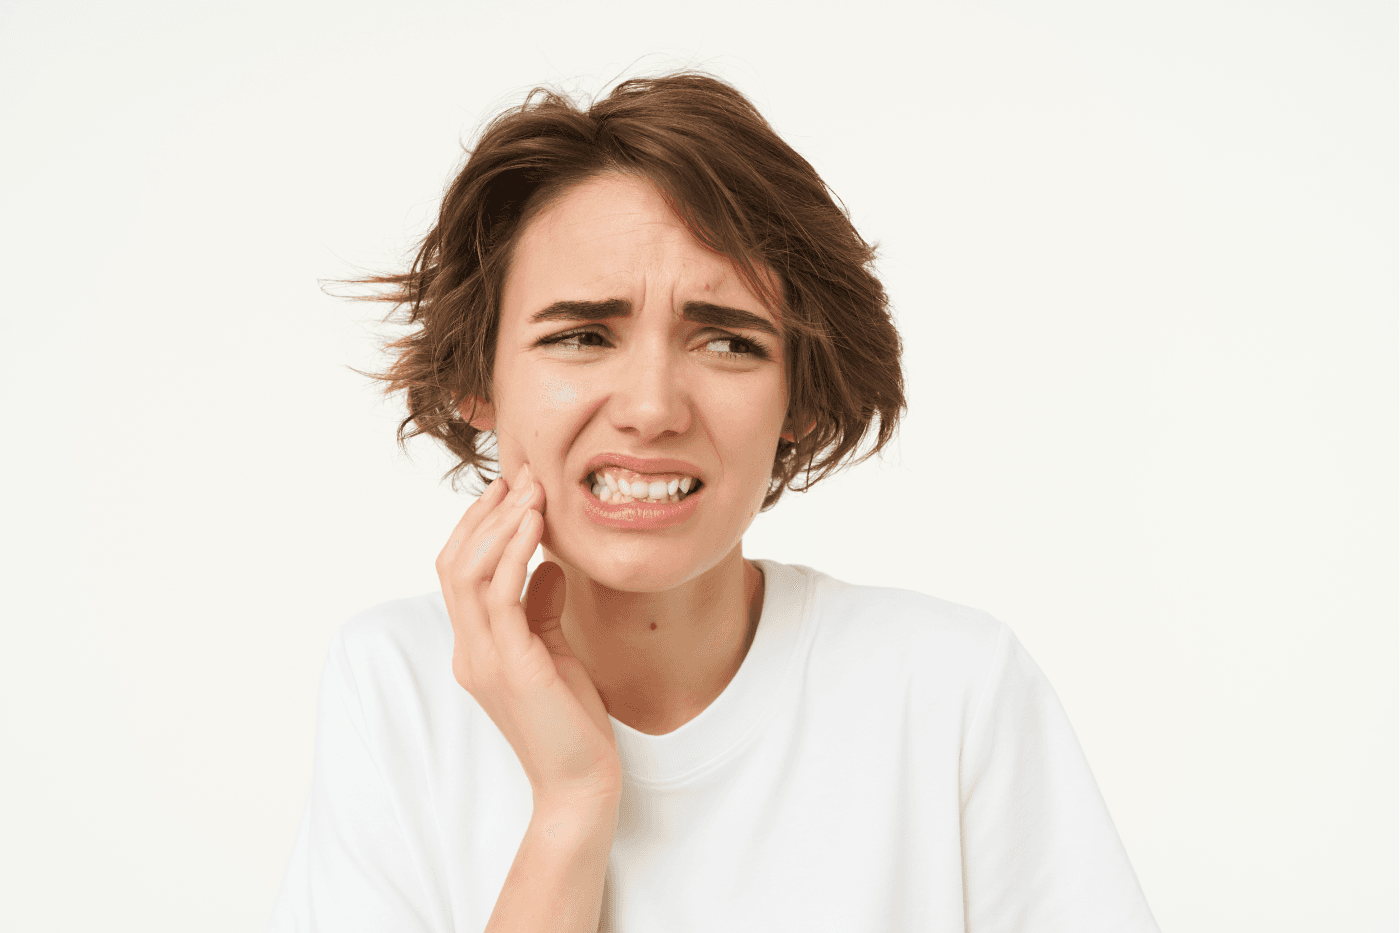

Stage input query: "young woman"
[{"left": 268, "top": 73, "right": 1159, "bottom": 933}]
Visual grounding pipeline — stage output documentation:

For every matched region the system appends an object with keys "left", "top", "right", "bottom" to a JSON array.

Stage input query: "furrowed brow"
[
  {"left": 528, "top": 298, "right": 780, "bottom": 338},
  {"left": 529, "top": 299, "right": 631, "bottom": 325},
  {"left": 681, "top": 301, "right": 780, "bottom": 338}
]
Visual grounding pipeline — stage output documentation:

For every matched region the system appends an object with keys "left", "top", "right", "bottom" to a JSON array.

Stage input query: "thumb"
[{"left": 523, "top": 561, "right": 569, "bottom": 648}]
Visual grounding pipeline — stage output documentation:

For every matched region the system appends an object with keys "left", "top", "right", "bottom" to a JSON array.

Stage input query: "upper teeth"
[{"left": 587, "top": 468, "right": 698, "bottom": 503}]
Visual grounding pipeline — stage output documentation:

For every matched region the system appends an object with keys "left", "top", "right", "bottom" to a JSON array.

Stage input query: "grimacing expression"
[{"left": 463, "top": 173, "right": 799, "bottom": 592}]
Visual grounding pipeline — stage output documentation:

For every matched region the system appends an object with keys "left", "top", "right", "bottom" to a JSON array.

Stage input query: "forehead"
[{"left": 502, "top": 173, "right": 771, "bottom": 316}]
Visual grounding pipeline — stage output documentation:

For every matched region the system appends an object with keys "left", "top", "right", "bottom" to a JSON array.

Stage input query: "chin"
[
  {"left": 584, "top": 553, "right": 704, "bottom": 594},
  {"left": 546, "top": 536, "right": 723, "bottom": 594}
]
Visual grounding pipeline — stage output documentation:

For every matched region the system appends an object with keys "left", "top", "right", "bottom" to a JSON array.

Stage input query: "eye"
[
  {"left": 537, "top": 327, "right": 772, "bottom": 361},
  {"left": 537, "top": 329, "right": 609, "bottom": 352},
  {"left": 702, "top": 334, "right": 771, "bottom": 361}
]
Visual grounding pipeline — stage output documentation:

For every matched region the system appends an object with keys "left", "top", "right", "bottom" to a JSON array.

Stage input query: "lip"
[
  {"left": 580, "top": 453, "right": 705, "bottom": 483},
  {"left": 578, "top": 476, "right": 705, "bottom": 530}
]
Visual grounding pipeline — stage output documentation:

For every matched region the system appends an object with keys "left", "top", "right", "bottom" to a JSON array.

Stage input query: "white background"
[{"left": 2, "top": 1, "right": 1394, "bottom": 930}]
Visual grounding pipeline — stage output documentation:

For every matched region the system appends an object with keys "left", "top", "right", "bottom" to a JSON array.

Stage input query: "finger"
[
  {"left": 439, "top": 475, "right": 509, "bottom": 564},
  {"left": 444, "top": 466, "right": 538, "bottom": 645},
  {"left": 438, "top": 476, "right": 512, "bottom": 644},
  {"left": 444, "top": 467, "right": 531, "bottom": 583},
  {"left": 465, "top": 467, "right": 541, "bottom": 580},
  {"left": 485, "top": 505, "right": 545, "bottom": 657}
]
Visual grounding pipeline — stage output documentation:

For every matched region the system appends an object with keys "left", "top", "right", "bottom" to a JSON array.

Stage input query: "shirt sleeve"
[
  {"left": 265, "top": 631, "right": 438, "bottom": 933},
  {"left": 959, "top": 623, "right": 1160, "bottom": 933}
]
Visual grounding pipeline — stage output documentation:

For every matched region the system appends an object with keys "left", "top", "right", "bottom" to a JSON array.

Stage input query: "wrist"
[
  {"left": 531, "top": 793, "right": 620, "bottom": 839},
  {"left": 533, "top": 774, "right": 622, "bottom": 816},
  {"left": 533, "top": 787, "right": 621, "bottom": 815}
]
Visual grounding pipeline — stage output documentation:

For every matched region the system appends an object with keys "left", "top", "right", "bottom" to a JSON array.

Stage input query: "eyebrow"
[{"left": 528, "top": 299, "right": 780, "bottom": 338}]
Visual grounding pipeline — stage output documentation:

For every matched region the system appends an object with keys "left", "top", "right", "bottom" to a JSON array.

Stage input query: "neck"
[{"left": 545, "top": 544, "right": 764, "bottom": 736}]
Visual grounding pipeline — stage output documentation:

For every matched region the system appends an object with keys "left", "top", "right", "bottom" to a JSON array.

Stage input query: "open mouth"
[{"left": 582, "top": 470, "right": 704, "bottom": 506}]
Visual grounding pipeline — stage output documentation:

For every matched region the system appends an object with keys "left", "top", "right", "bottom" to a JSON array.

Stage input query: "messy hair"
[{"left": 354, "top": 72, "right": 905, "bottom": 512}]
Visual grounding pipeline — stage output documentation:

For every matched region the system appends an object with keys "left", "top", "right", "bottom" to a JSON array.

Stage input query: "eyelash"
[{"left": 537, "top": 327, "right": 772, "bottom": 361}]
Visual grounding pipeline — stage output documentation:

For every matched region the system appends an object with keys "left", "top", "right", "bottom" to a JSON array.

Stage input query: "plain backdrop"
[{"left": 1, "top": 1, "right": 1395, "bottom": 931}]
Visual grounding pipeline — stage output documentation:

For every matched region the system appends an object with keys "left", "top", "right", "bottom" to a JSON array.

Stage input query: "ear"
[
  {"left": 780, "top": 417, "right": 818, "bottom": 445},
  {"left": 457, "top": 395, "right": 496, "bottom": 432}
]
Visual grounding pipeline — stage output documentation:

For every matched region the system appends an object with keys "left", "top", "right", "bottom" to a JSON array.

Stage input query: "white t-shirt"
[{"left": 267, "top": 559, "right": 1159, "bottom": 932}]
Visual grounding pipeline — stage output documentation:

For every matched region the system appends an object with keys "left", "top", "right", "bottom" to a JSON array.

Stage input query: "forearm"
[{"left": 484, "top": 799, "right": 619, "bottom": 933}]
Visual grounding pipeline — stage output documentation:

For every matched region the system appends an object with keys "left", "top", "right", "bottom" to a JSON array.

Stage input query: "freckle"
[{"left": 650, "top": 622, "right": 658, "bottom": 630}]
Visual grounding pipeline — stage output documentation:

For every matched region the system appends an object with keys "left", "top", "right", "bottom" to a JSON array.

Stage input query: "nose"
[{"left": 606, "top": 333, "right": 693, "bottom": 443}]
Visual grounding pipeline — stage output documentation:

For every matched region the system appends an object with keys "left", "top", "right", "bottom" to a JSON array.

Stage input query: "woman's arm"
[
  {"left": 485, "top": 799, "right": 618, "bottom": 933},
  {"left": 437, "top": 463, "right": 624, "bottom": 932}
]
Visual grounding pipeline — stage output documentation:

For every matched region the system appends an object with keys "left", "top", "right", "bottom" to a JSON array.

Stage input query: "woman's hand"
[{"left": 436, "top": 463, "right": 622, "bottom": 812}]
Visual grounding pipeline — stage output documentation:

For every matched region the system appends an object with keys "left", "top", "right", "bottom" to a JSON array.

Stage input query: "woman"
[{"left": 268, "top": 73, "right": 1159, "bottom": 932}]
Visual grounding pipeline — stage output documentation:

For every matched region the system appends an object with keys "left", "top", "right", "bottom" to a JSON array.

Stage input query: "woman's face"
[{"left": 463, "top": 172, "right": 795, "bottom": 592}]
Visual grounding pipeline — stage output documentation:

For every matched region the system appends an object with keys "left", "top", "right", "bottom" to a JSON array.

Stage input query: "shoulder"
[
  {"left": 801, "top": 565, "right": 1006, "bottom": 662},
  {"left": 328, "top": 591, "right": 456, "bottom": 707},
  {"left": 340, "top": 590, "right": 452, "bottom": 649},
  {"left": 785, "top": 563, "right": 1012, "bottom": 706}
]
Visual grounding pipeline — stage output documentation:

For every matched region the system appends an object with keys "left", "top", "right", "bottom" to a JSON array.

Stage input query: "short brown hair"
[{"left": 355, "top": 72, "right": 906, "bottom": 512}]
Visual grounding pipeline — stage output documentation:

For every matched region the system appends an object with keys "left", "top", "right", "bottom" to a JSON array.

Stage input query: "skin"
[{"left": 456, "top": 172, "right": 809, "bottom": 736}]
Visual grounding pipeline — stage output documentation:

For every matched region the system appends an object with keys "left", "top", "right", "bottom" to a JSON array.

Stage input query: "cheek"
[{"left": 539, "top": 378, "right": 580, "bottom": 413}]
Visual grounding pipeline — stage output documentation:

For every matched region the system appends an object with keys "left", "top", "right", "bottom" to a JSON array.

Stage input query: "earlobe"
[
  {"left": 780, "top": 418, "right": 818, "bottom": 444},
  {"left": 457, "top": 395, "right": 496, "bottom": 432}
]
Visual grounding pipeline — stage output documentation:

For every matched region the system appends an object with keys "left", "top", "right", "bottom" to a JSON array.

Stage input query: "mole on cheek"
[{"left": 650, "top": 623, "right": 658, "bottom": 630}]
